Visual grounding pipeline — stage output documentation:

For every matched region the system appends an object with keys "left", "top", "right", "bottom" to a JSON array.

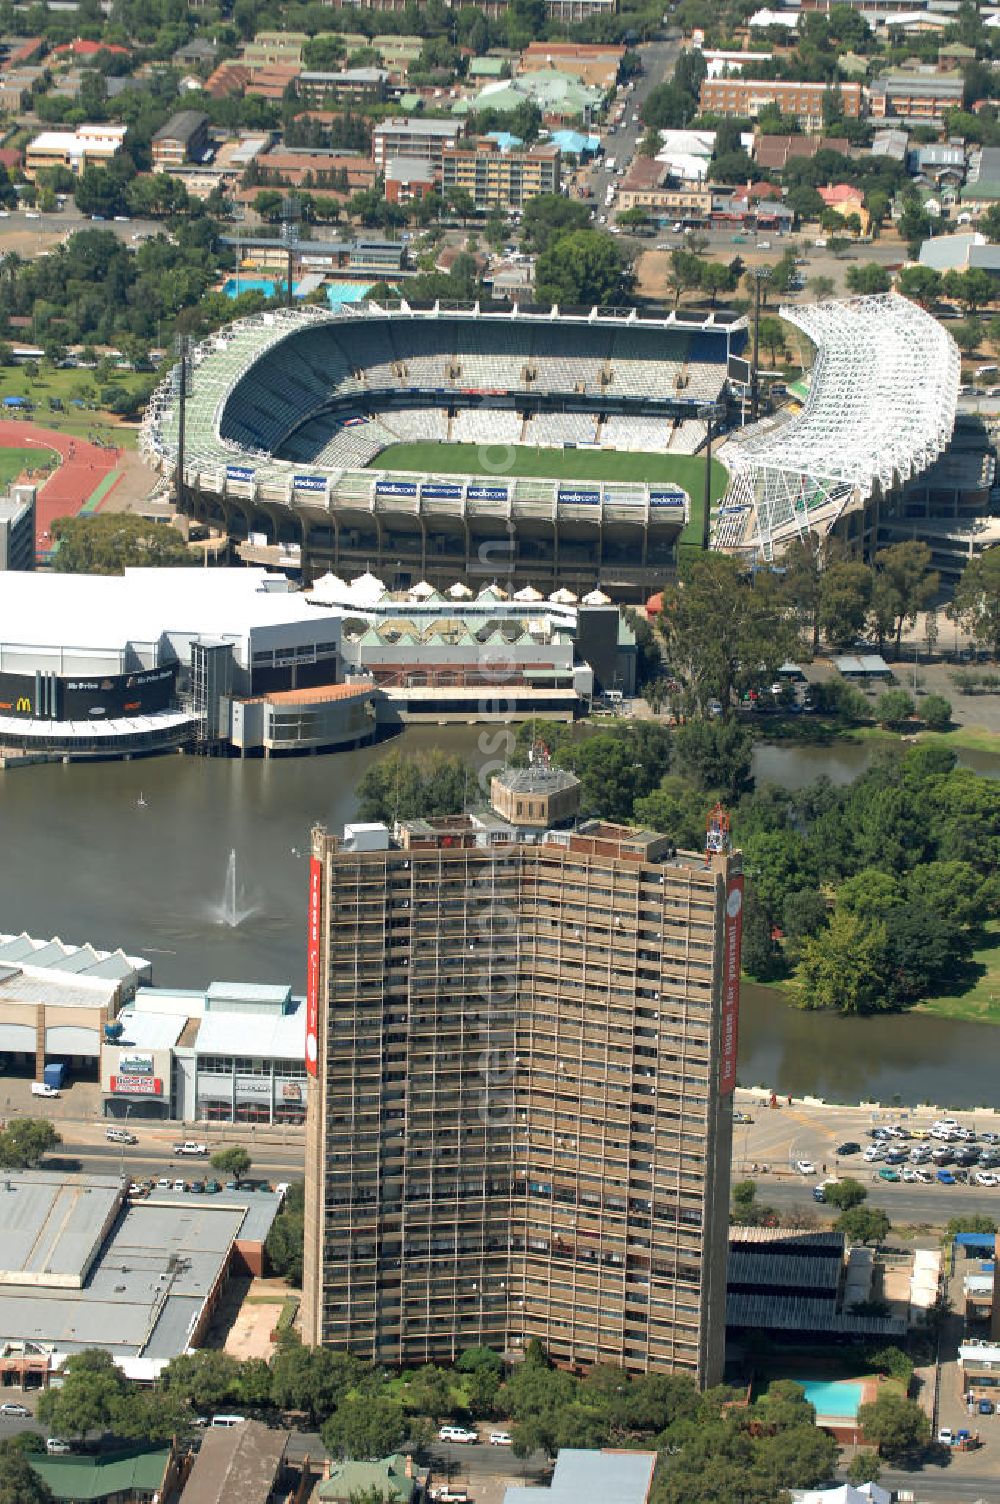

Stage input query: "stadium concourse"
[
  {"left": 0, "top": 420, "right": 121, "bottom": 560},
  {"left": 142, "top": 301, "right": 745, "bottom": 600},
  {"left": 716, "top": 293, "right": 960, "bottom": 562}
]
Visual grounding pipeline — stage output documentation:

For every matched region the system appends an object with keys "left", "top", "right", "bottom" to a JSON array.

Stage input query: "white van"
[
  {"left": 211, "top": 1415, "right": 246, "bottom": 1429},
  {"left": 31, "top": 1082, "right": 59, "bottom": 1097}
]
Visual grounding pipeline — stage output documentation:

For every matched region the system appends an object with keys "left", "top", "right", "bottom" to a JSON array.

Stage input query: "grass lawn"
[
  {"left": 912, "top": 920, "right": 1000, "bottom": 1026},
  {"left": 0, "top": 445, "right": 57, "bottom": 486},
  {"left": 369, "top": 440, "right": 727, "bottom": 525},
  {"left": 0, "top": 364, "right": 147, "bottom": 448}
]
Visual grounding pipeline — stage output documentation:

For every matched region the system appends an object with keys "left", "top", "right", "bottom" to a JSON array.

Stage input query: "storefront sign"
[
  {"left": 118, "top": 1053, "right": 153, "bottom": 1075},
  {"left": 719, "top": 876, "right": 744, "bottom": 1095},
  {"left": 110, "top": 1075, "right": 163, "bottom": 1095},
  {"left": 306, "top": 855, "right": 321, "bottom": 1077},
  {"left": 281, "top": 1082, "right": 302, "bottom": 1102},
  {"left": 235, "top": 1077, "right": 271, "bottom": 1095}
]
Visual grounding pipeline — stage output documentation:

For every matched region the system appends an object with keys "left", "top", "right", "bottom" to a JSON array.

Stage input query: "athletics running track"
[{"left": 0, "top": 420, "right": 122, "bottom": 558}]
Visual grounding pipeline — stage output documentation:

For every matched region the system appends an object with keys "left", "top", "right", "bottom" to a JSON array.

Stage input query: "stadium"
[
  {"left": 717, "top": 292, "right": 961, "bottom": 562},
  {"left": 141, "top": 301, "right": 744, "bottom": 599}
]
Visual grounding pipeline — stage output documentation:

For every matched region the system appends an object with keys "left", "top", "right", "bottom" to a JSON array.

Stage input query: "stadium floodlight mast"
[
  {"left": 749, "top": 266, "right": 772, "bottom": 423},
  {"left": 697, "top": 401, "right": 725, "bottom": 551},
  {"left": 282, "top": 194, "right": 301, "bottom": 311},
  {"left": 172, "top": 334, "right": 190, "bottom": 512}
]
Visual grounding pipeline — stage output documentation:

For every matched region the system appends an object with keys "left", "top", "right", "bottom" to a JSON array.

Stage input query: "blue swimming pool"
[
  {"left": 223, "top": 277, "right": 301, "bottom": 299},
  {"left": 796, "top": 1379, "right": 864, "bottom": 1419},
  {"left": 326, "top": 281, "right": 373, "bottom": 306}
]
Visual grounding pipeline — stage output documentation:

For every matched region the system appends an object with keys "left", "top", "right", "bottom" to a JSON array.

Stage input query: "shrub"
[{"left": 920, "top": 693, "right": 952, "bottom": 731}]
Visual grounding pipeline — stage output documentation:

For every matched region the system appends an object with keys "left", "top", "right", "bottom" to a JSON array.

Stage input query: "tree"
[
  {"left": 161, "top": 1350, "right": 242, "bottom": 1415},
  {"left": 808, "top": 274, "right": 835, "bottom": 301},
  {"left": 658, "top": 553, "right": 795, "bottom": 719},
  {"left": 920, "top": 693, "right": 952, "bottom": 731},
  {"left": 845, "top": 263, "right": 891, "bottom": 295},
  {"left": 897, "top": 264, "right": 941, "bottom": 307},
  {"left": 0, "top": 1442, "right": 53, "bottom": 1504},
  {"left": 873, "top": 540, "right": 939, "bottom": 657},
  {"left": 535, "top": 229, "right": 626, "bottom": 307},
  {"left": 798, "top": 909, "right": 888, "bottom": 1014},
  {"left": 322, "top": 1396, "right": 408, "bottom": 1460},
  {"left": 782, "top": 889, "right": 827, "bottom": 946},
  {"left": 211, "top": 1146, "right": 252, "bottom": 1184},
  {"left": 823, "top": 1177, "right": 867, "bottom": 1210},
  {"left": 641, "top": 81, "right": 697, "bottom": 131},
  {"left": 875, "top": 688, "right": 916, "bottom": 729},
  {"left": 856, "top": 1393, "right": 929, "bottom": 1460},
  {"left": 950, "top": 549, "right": 1000, "bottom": 658},
  {"left": 950, "top": 319, "right": 983, "bottom": 356},
  {"left": 266, "top": 1179, "right": 304, "bottom": 1285},
  {"left": 847, "top": 1451, "right": 882, "bottom": 1486},
  {"left": 741, "top": 883, "right": 780, "bottom": 980},
  {"left": 780, "top": 534, "right": 825, "bottom": 650},
  {"left": 357, "top": 748, "right": 469, "bottom": 823},
  {"left": 0, "top": 1118, "right": 60, "bottom": 1169},
  {"left": 37, "top": 1350, "right": 125, "bottom": 1442},
  {"left": 270, "top": 1335, "right": 364, "bottom": 1426},
  {"left": 52, "top": 514, "right": 190, "bottom": 574},
  {"left": 818, "top": 560, "right": 872, "bottom": 649},
  {"left": 521, "top": 194, "right": 590, "bottom": 253},
  {"left": 756, "top": 315, "right": 786, "bottom": 367},
  {"left": 837, "top": 1205, "right": 891, "bottom": 1246},
  {"left": 405, "top": 1365, "right": 455, "bottom": 1423}
]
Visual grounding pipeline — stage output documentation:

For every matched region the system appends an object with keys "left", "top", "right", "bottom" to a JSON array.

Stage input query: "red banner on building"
[
  {"left": 305, "top": 854, "right": 321, "bottom": 1078},
  {"left": 720, "top": 874, "right": 744, "bottom": 1096},
  {"left": 110, "top": 1075, "right": 162, "bottom": 1096}
]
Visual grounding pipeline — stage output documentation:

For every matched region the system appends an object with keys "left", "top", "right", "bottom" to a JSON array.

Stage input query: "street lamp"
[
  {"left": 697, "top": 401, "right": 725, "bottom": 551},
  {"left": 281, "top": 194, "right": 301, "bottom": 311},
  {"left": 749, "top": 266, "right": 772, "bottom": 423},
  {"left": 119, "top": 1101, "right": 133, "bottom": 1180}
]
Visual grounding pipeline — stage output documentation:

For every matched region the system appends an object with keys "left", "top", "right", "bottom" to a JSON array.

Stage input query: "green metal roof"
[
  {"left": 31, "top": 1449, "right": 170, "bottom": 1502},
  {"left": 470, "top": 56, "right": 506, "bottom": 76},
  {"left": 318, "top": 1454, "right": 418, "bottom": 1501}
]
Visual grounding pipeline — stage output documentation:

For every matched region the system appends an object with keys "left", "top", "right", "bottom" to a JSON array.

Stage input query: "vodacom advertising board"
[
  {"left": 305, "top": 855, "right": 322, "bottom": 1078},
  {"left": 720, "top": 874, "right": 744, "bottom": 1095}
]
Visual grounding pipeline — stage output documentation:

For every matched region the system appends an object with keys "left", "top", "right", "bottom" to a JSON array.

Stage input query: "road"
[
  {"left": 762, "top": 1178, "right": 1000, "bottom": 1225},
  {"left": 0, "top": 205, "right": 163, "bottom": 259},
  {"left": 54, "top": 1135, "right": 303, "bottom": 1182},
  {"left": 589, "top": 35, "right": 682, "bottom": 228}
]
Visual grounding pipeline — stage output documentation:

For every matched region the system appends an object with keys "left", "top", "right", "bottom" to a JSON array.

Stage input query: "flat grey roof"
[
  {"left": 0, "top": 1174, "right": 120, "bottom": 1287},
  {"left": 181, "top": 1421, "right": 288, "bottom": 1504},
  {"left": 505, "top": 1450, "right": 656, "bottom": 1504}
]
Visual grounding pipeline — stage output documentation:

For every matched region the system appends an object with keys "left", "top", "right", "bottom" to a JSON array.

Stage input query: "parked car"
[
  {"left": 884, "top": 1149, "right": 908, "bottom": 1165},
  {"left": 0, "top": 1403, "right": 30, "bottom": 1417},
  {"left": 863, "top": 1145, "right": 885, "bottom": 1162},
  {"left": 189, "top": 1181, "right": 205, "bottom": 1194},
  {"left": 901, "top": 1167, "right": 921, "bottom": 1183},
  {"left": 106, "top": 1127, "right": 137, "bottom": 1144},
  {"left": 46, "top": 1440, "right": 71, "bottom": 1455},
  {"left": 439, "top": 1426, "right": 478, "bottom": 1444},
  {"left": 204, "top": 1180, "right": 221, "bottom": 1193},
  {"left": 836, "top": 1141, "right": 861, "bottom": 1156},
  {"left": 974, "top": 1172, "right": 999, "bottom": 1187},
  {"left": 936, "top": 1170, "right": 957, "bottom": 1185},
  {"left": 795, "top": 1159, "right": 815, "bottom": 1175},
  {"left": 878, "top": 1168, "right": 900, "bottom": 1182},
  {"left": 490, "top": 1431, "right": 513, "bottom": 1446},
  {"left": 733, "top": 1110, "right": 753, "bottom": 1124},
  {"left": 979, "top": 1399, "right": 995, "bottom": 1414},
  {"left": 173, "top": 1141, "right": 208, "bottom": 1156}
]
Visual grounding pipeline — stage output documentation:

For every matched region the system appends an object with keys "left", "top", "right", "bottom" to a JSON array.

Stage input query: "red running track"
[{"left": 0, "top": 420, "right": 120, "bottom": 552}]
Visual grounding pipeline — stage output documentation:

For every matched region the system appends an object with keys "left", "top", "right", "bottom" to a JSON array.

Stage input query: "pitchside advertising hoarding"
[
  {"left": 305, "top": 855, "right": 321, "bottom": 1077},
  {"left": 719, "top": 874, "right": 744, "bottom": 1095}
]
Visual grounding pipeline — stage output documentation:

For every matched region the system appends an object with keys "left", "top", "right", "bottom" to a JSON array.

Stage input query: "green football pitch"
[{"left": 368, "top": 441, "right": 728, "bottom": 550}]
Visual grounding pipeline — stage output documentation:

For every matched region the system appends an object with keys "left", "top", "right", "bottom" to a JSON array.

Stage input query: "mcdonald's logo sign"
[{"left": 15, "top": 697, "right": 31, "bottom": 714}]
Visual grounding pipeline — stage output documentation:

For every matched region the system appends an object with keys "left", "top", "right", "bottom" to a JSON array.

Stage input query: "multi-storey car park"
[
  {"left": 716, "top": 293, "right": 961, "bottom": 562},
  {"left": 141, "top": 302, "right": 745, "bottom": 599}
]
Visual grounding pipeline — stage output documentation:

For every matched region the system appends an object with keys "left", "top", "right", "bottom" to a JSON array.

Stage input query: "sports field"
[
  {"left": 369, "top": 441, "right": 726, "bottom": 495},
  {"left": 0, "top": 445, "right": 57, "bottom": 486}
]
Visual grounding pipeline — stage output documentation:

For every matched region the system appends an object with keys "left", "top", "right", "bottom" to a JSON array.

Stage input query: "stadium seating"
[
  {"left": 451, "top": 408, "right": 522, "bottom": 445},
  {"left": 525, "top": 412, "right": 599, "bottom": 446},
  {"left": 668, "top": 420, "right": 707, "bottom": 455},
  {"left": 601, "top": 415, "right": 671, "bottom": 452}
]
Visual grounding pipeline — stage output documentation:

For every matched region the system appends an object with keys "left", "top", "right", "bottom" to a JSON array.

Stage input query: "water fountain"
[{"left": 217, "top": 848, "right": 252, "bottom": 927}]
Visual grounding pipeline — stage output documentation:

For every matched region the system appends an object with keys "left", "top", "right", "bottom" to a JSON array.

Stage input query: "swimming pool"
[
  {"left": 326, "top": 281, "right": 373, "bottom": 306},
  {"left": 796, "top": 1379, "right": 864, "bottom": 1419},
  {"left": 222, "top": 277, "right": 300, "bottom": 299}
]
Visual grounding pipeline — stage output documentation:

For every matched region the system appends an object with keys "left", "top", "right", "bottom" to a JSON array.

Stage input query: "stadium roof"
[{"left": 716, "top": 293, "right": 959, "bottom": 559}]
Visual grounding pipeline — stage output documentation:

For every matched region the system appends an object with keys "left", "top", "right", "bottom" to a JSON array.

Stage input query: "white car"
[
  {"left": 795, "top": 1159, "right": 815, "bottom": 1175},
  {"left": 172, "top": 1141, "right": 208, "bottom": 1155},
  {"left": 901, "top": 1167, "right": 921, "bottom": 1184},
  {"left": 439, "top": 1426, "right": 478, "bottom": 1444},
  {"left": 489, "top": 1431, "right": 513, "bottom": 1445},
  {"left": 863, "top": 1145, "right": 885, "bottom": 1162},
  {"left": 974, "top": 1172, "right": 999, "bottom": 1187}
]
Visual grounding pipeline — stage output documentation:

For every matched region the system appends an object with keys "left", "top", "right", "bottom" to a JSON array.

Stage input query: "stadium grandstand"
[
  {"left": 142, "top": 301, "right": 744, "bottom": 598},
  {"left": 716, "top": 294, "right": 960, "bottom": 561}
]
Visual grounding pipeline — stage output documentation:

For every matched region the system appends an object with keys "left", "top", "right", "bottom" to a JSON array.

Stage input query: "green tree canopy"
[
  {"left": 266, "top": 1179, "right": 304, "bottom": 1286},
  {"left": 321, "top": 1396, "right": 408, "bottom": 1461},
  {"left": 52, "top": 514, "right": 191, "bottom": 574},
  {"left": 837, "top": 1205, "right": 891, "bottom": 1246},
  {"left": 950, "top": 549, "right": 1000, "bottom": 658},
  {"left": 0, "top": 1118, "right": 60, "bottom": 1169},
  {"left": 0, "top": 1441, "right": 54, "bottom": 1504},
  {"left": 823, "top": 1177, "right": 867, "bottom": 1210},
  {"left": 534, "top": 229, "right": 627, "bottom": 307},
  {"left": 855, "top": 1392, "right": 929, "bottom": 1460},
  {"left": 210, "top": 1146, "right": 252, "bottom": 1183}
]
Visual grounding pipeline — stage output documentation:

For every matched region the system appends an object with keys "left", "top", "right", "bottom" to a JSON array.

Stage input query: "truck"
[
  {"left": 938, "top": 1428, "right": 980, "bottom": 1450},
  {"left": 173, "top": 1141, "right": 208, "bottom": 1156}
]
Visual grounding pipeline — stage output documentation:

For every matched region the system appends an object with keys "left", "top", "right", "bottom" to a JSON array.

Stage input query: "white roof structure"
[
  {"left": 793, "top": 1488, "right": 890, "bottom": 1504},
  {"left": 717, "top": 294, "right": 959, "bottom": 559},
  {"left": 749, "top": 7, "right": 800, "bottom": 26}
]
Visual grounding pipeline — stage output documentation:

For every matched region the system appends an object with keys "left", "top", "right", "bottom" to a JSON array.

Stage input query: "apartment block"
[
  {"left": 698, "top": 77, "right": 862, "bottom": 129},
  {"left": 869, "top": 71, "right": 963, "bottom": 122},
  {"left": 24, "top": 123, "right": 127, "bottom": 179},
  {"left": 302, "top": 811, "right": 742, "bottom": 1384},
  {"left": 442, "top": 140, "right": 560, "bottom": 211},
  {"left": 151, "top": 110, "right": 210, "bottom": 170},
  {"left": 373, "top": 118, "right": 463, "bottom": 171}
]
